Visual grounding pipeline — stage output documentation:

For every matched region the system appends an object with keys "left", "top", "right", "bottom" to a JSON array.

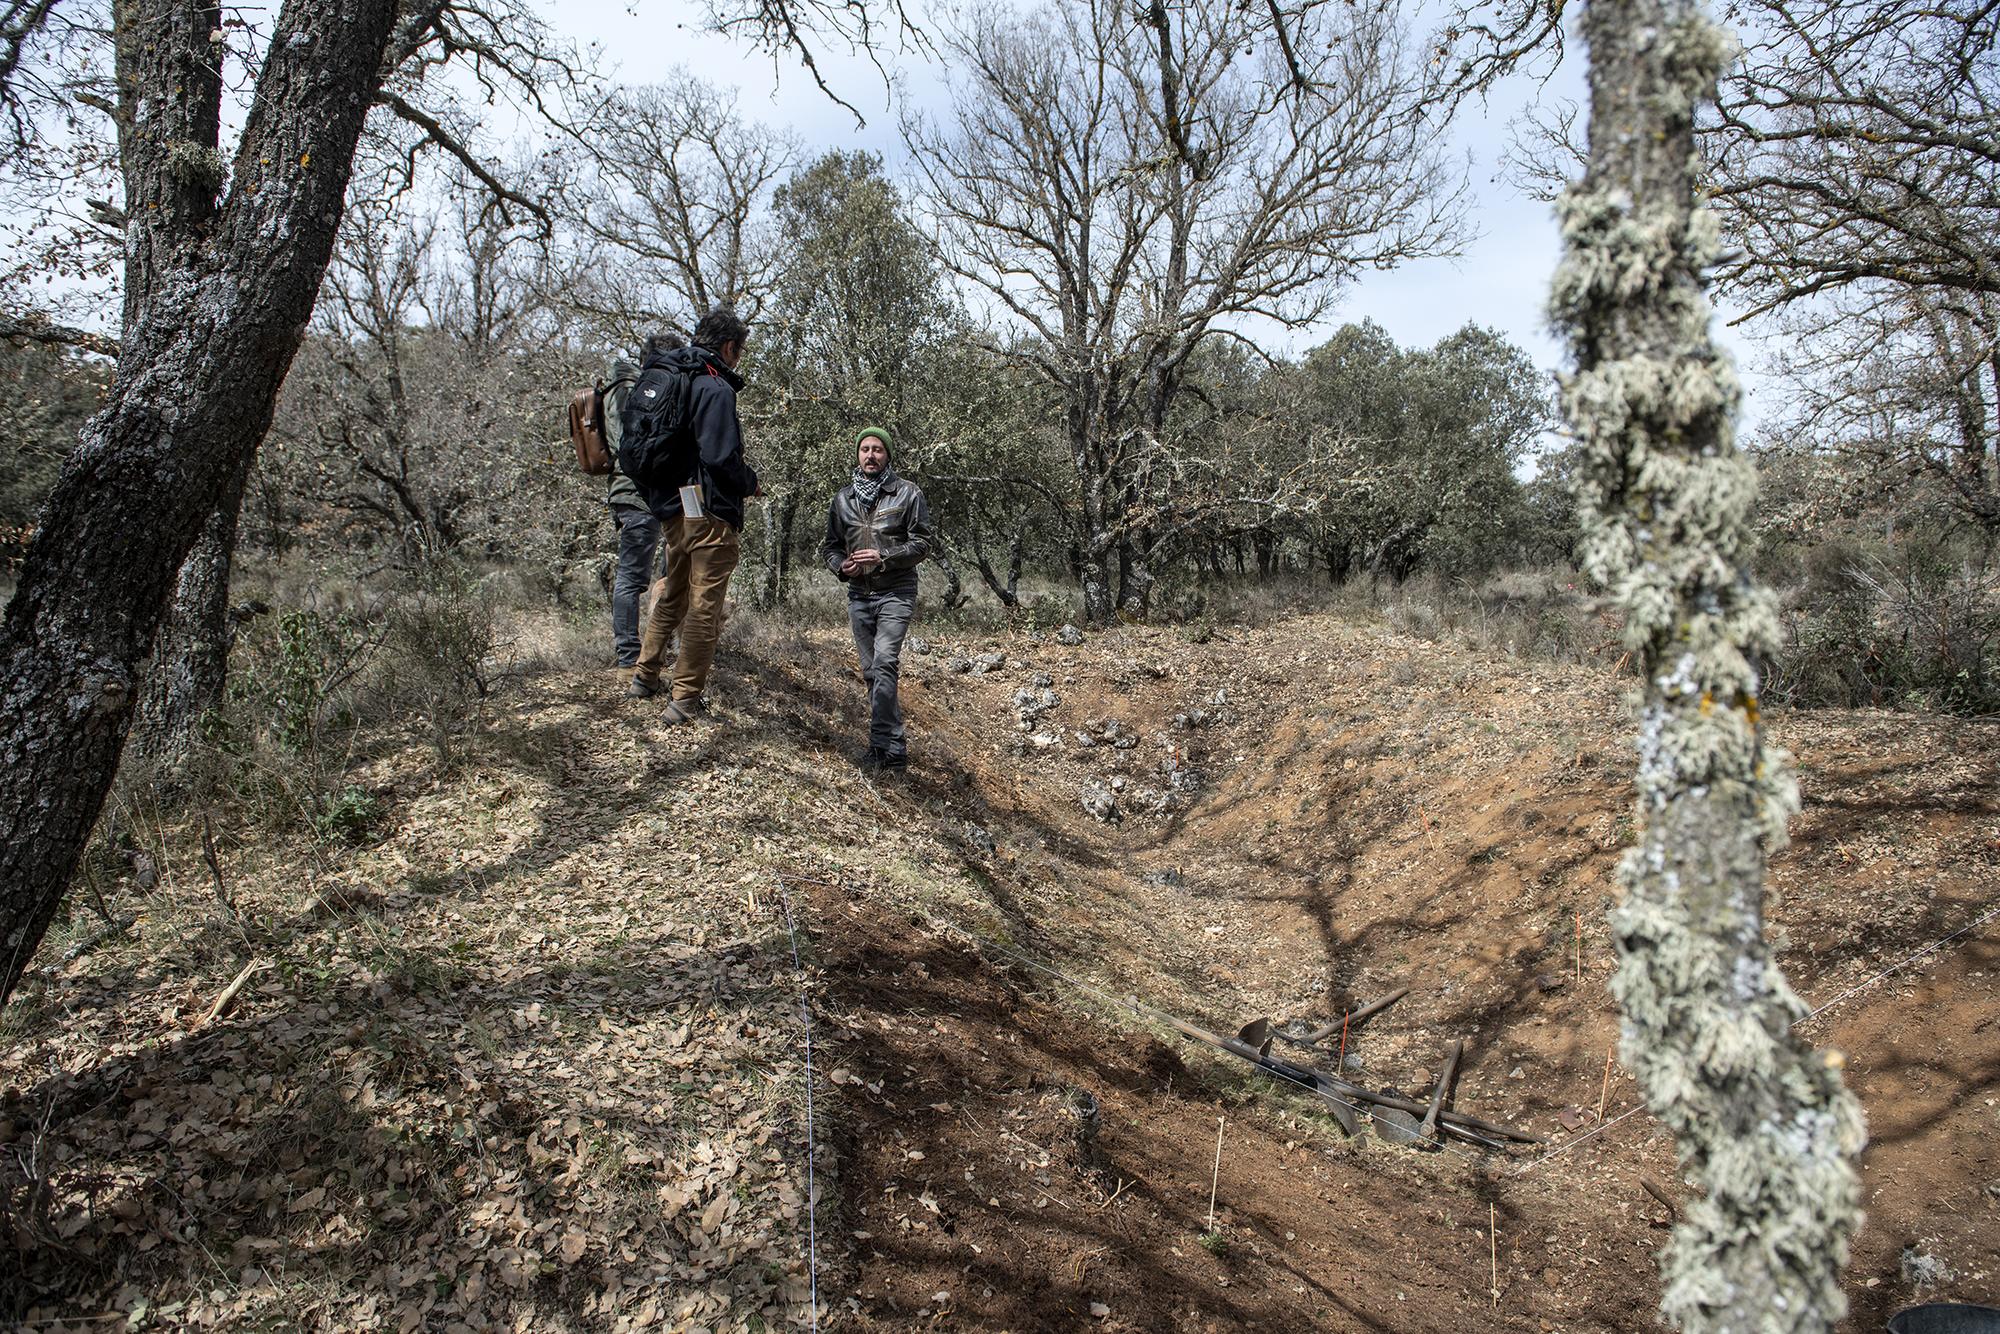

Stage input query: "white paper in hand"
[{"left": 679, "top": 484, "right": 705, "bottom": 520}]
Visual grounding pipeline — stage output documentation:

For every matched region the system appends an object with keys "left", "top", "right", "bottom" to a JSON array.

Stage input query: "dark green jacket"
[{"left": 602, "top": 354, "right": 644, "bottom": 512}]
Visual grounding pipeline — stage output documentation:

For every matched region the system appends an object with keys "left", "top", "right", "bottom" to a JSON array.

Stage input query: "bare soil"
[
  {"left": 819, "top": 613, "right": 2000, "bottom": 1331},
  {"left": 3, "top": 608, "right": 1995, "bottom": 1331}
]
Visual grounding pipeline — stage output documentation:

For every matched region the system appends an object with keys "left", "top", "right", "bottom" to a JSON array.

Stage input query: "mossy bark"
[
  {"left": 1552, "top": 0, "right": 1867, "bottom": 1328},
  {"left": 130, "top": 452, "right": 252, "bottom": 787},
  {"left": 0, "top": 0, "right": 403, "bottom": 1004}
]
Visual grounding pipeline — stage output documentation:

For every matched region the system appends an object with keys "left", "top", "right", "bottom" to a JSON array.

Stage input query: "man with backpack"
[
  {"left": 821, "top": 426, "right": 934, "bottom": 770},
  {"left": 599, "top": 333, "right": 682, "bottom": 668},
  {"left": 623, "top": 308, "right": 760, "bottom": 725}
]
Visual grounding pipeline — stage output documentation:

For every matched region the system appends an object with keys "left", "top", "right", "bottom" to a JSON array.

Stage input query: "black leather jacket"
[{"left": 821, "top": 470, "right": 934, "bottom": 594}]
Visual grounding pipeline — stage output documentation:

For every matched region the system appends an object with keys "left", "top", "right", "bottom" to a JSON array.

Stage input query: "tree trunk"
[
  {"left": 1074, "top": 426, "right": 1117, "bottom": 624},
  {"left": 1080, "top": 545, "right": 1115, "bottom": 624},
  {"left": 0, "top": 0, "right": 403, "bottom": 1006},
  {"left": 129, "top": 451, "right": 251, "bottom": 787},
  {"left": 970, "top": 524, "right": 1026, "bottom": 608},
  {"left": 1323, "top": 538, "right": 1354, "bottom": 585},
  {"left": 1115, "top": 535, "right": 1155, "bottom": 619},
  {"left": 1555, "top": 0, "right": 1865, "bottom": 1326},
  {"left": 972, "top": 550, "right": 1019, "bottom": 607},
  {"left": 759, "top": 494, "right": 796, "bottom": 608},
  {"left": 776, "top": 500, "right": 795, "bottom": 602},
  {"left": 930, "top": 542, "right": 967, "bottom": 610}
]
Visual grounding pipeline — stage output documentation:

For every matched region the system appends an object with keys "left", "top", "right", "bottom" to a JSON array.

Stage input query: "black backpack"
[{"left": 616, "top": 361, "right": 703, "bottom": 492}]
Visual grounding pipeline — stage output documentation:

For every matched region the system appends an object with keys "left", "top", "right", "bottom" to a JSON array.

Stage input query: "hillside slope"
[{"left": 4, "top": 610, "right": 1995, "bottom": 1331}]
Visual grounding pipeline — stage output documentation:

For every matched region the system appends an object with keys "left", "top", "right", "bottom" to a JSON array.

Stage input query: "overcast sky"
[{"left": 540, "top": 0, "right": 1769, "bottom": 423}]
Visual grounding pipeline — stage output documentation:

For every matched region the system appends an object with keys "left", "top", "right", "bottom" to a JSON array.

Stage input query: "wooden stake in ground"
[
  {"left": 1490, "top": 1202, "right": 1499, "bottom": 1310},
  {"left": 1597, "top": 1045, "right": 1616, "bottom": 1122},
  {"left": 1336, "top": 1010, "right": 1349, "bottom": 1070},
  {"left": 1574, "top": 911, "right": 1582, "bottom": 985},
  {"left": 1206, "top": 1115, "right": 1225, "bottom": 1232}
]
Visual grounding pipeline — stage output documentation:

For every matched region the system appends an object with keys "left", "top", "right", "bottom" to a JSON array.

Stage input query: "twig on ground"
[
  {"left": 199, "top": 958, "right": 270, "bottom": 1027},
  {"left": 1640, "top": 1175, "right": 1680, "bottom": 1221},
  {"left": 1490, "top": 1202, "right": 1500, "bottom": 1310},
  {"left": 57, "top": 914, "right": 138, "bottom": 966},
  {"left": 201, "top": 813, "right": 240, "bottom": 928},
  {"left": 1597, "top": 1045, "right": 1615, "bottom": 1122}
]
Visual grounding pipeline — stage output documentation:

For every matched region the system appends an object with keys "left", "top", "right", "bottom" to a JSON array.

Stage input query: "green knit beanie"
[{"left": 854, "top": 425, "right": 894, "bottom": 459}]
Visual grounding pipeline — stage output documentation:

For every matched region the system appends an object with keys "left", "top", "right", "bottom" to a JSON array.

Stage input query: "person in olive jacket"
[
  {"left": 822, "top": 426, "right": 934, "bottom": 770},
  {"left": 601, "top": 332, "right": 681, "bottom": 668}
]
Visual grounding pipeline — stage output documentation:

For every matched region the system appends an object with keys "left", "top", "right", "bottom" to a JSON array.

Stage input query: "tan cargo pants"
[{"left": 633, "top": 516, "right": 740, "bottom": 702}]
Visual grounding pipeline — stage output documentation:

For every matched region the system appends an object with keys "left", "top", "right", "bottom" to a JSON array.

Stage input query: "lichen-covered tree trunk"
[
  {"left": 0, "top": 0, "right": 402, "bottom": 1004},
  {"left": 1552, "top": 0, "right": 1867, "bottom": 1328},
  {"left": 129, "top": 452, "right": 252, "bottom": 786}
]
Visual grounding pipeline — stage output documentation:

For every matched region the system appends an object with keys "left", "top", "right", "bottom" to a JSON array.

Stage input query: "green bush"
[
  {"left": 312, "top": 784, "right": 382, "bottom": 843},
  {"left": 1764, "top": 531, "right": 2000, "bottom": 714},
  {"left": 371, "top": 556, "right": 501, "bottom": 763},
  {"left": 228, "top": 605, "right": 376, "bottom": 752}
]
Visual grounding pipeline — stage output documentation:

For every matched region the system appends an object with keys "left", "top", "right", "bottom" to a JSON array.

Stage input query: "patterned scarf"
[{"left": 850, "top": 466, "right": 890, "bottom": 507}]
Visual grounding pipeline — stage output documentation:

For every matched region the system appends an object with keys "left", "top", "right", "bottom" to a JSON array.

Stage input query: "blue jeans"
[
  {"left": 611, "top": 506, "right": 661, "bottom": 667},
  {"left": 847, "top": 586, "right": 915, "bottom": 757}
]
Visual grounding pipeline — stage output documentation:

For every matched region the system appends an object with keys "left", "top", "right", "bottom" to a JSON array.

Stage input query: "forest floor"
[{"left": 3, "top": 606, "right": 1996, "bottom": 1332}]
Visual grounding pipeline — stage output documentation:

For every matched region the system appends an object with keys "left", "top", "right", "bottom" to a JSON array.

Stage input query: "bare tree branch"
[
  {"left": 376, "top": 92, "right": 550, "bottom": 231},
  {"left": 0, "top": 312, "right": 115, "bottom": 356}
]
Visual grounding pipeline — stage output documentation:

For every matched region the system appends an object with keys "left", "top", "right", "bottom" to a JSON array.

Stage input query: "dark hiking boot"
[
  {"left": 661, "top": 696, "right": 708, "bottom": 726},
  {"left": 627, "top": 676, "right": 661, "bottom": 699}
]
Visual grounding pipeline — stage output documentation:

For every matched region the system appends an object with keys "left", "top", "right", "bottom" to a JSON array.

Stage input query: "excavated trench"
[{"left": 784, "top": 613, "right": 2000, "bottom": 1331}]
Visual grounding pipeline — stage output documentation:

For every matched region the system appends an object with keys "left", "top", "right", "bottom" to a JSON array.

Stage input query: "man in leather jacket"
[{"left": 821, "top": 426, "right": 934, "bottom": 770}]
